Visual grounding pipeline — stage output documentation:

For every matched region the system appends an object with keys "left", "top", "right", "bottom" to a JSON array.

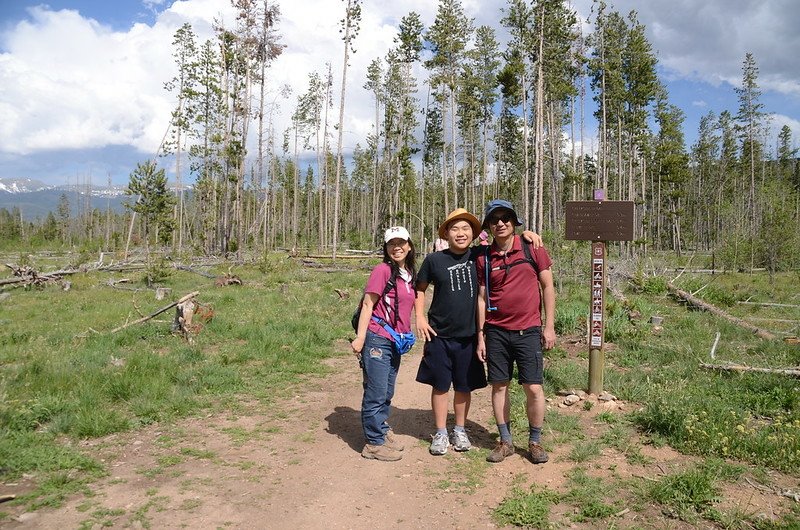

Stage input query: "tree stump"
[
  {"left": 173, "top": 299, "right": 197, "bottom": 340},
  {"left": 173, "top": 299, "right": 214, "bottom": 341},
  {"left": 155, "top": 287, "right": 172, "bottom": 300}
]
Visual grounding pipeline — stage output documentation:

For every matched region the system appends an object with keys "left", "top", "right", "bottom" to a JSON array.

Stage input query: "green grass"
[
  {"left": 435, "top": 450, "right": 489, "bottom": 493},
  {"left": 567, "top": 439, "right": 602, "bottom": 463},
  {"left": 493, "top": 484, "right": 559, "bottom": 528},
  {"left": 562, "top": 467, "right": 624, "bottom": 523},
  {"left": 648, "top": 465, "right": 721, "bottom": 522},
  {"left": 1, "top": 254, "right": 798, "bottom": 521},
  {"left": 0, "top": 257, "right": 362, "bottom": 506},
  {"left": 597, "top": 271, "right": 800, "bottom": 472},
  {"left": 179, "top": 447, "right": 216, "bottom": 459}
]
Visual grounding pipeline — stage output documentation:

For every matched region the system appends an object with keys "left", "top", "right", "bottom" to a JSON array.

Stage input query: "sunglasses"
[{"left": 487, "top": 212, "right": 515, "bottom": 225}]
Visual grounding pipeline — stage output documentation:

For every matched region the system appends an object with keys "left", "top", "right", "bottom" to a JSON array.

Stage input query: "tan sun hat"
[{"left": 438, "top": 208, "right": 481, "bottom": 240}]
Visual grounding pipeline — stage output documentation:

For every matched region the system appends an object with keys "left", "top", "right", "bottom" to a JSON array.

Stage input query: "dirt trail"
[
  {"left": 3, "top": 341, "right": 794, "bottom": 529},
  {"left": 5, "top": 344, "right": 532, "bottom": 528}
]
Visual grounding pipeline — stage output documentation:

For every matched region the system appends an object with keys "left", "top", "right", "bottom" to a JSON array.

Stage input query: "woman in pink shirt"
[{"left": 351, "top": 226, "right": 417, "bottom": 461}]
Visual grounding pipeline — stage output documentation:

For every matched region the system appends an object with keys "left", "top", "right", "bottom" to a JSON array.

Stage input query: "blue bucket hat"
[{"left": 482, "top": 199, "right": 523, "bottom": 228}]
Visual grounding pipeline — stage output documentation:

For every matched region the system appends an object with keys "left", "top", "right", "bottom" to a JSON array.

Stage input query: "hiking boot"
[
  {"left": 486, "top": 441, "right": 514, "bottom": 463},
  {"left": 384, "top": 430, "right": 404, "bottom": 452},
  {"left": 528, "top": 442, "right": 549, "bottom": 464},
  {"left": 450, "top": 429, "right": 472, "bottom": 452},
  {"left": 429, "top": 432, "right": 450, "bottom": 456},
  {"left": 362, "top": 443, "right": 402, "bottom": 461}
]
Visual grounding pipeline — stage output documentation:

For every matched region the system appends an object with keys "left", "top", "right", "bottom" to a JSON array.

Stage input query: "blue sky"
[
  {"left": 0, "top": 0, "right": 160, "bottom": 31},
  {"left": 1, "top": 0, "right": 799, "bottom": 186}
]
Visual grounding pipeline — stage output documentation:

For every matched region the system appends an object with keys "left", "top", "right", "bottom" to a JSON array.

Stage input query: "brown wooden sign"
[{"left": 565, "top": 201, "right": 635, "bottom": 241}]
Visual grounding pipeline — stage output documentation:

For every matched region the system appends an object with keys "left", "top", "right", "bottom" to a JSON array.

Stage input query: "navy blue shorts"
[
  {"left": 415, "top": 336, "right": 488, "bottom": 392},
  {"left": 484, "top": 325, "right": 543, "bottom": 385}
]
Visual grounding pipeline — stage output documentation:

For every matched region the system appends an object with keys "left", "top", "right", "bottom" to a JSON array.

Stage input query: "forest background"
[
  {"left": 2, "top": 2, "right": 800, "bottom": 526},
  {"left": 0, "top": 0, "right": 798, "bottom": 271}
]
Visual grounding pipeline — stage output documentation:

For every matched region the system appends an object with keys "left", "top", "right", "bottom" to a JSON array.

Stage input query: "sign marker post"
[{"left": 565, "top": 192, "right": 634, "bottom": 394}]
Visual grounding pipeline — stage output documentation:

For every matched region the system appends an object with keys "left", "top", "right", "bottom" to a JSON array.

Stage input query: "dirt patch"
[{"left": 2, "top": 345, "right": 797, "bottom": 529}]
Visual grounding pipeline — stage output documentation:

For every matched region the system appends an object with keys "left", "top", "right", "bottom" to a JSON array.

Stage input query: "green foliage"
[
  {"left": 631, "top": 390, "right": 800, "bottom": 473},
  {"left": 435, "top": 451, "right": 488, "bottom": 493},
  {"left": 144, "top": 257, "right": 173, "bottom": 286},
  {"left": 553, "top": 299, "right": 585, "bottom": 335},
  {"left": 493, "top": 485, "right": 559, "bottom": 528},
  {"left": 0, "top": 261, "right": 355, "bottom": 504},
  {"left": 648, "top": 465, "right": 720, "bottom": 521},
  {"left": 599, "top": 269, "right": 800, "bottom": 472},
  {"left": 567, "top": 439, "right": 601, "bottom": 463},
  {"left": 540, "top": 410, "right": 582, "bottom": 445},
  {"left": 676, "top": 276, "right": 738, "bottom": 306},
  {"left": 68, "top": 245, "right": 98, "bottom": 269},
  {"left": 562, "top": 468, "right": 622, "bottom": 523},
  {"left": 124, "top": 160, "right": 176, "bottom": 246},
  {"left": 604, "top": 299, "right": 644, "bottom": 342},
  {"left": 639, "top": 275, "right": 667, "bottom": 295},
  {"left": 0, "top": 431, "right": 103, "bottom": 477},
  {"left": 755, "top": 181, "right": 800, "bottom": 274}
]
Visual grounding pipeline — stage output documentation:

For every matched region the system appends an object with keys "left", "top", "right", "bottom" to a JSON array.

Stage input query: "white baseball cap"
[{"left": 384, "top": 226, "right": 410, "bottom": 243}]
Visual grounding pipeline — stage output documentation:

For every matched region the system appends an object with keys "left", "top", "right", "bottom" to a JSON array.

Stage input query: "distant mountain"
[
  {"left": 0, "top": 178, "right": 51, "bottom": 194},
  {"left": 0, "top": 177, "right": 128, "bottom": 220},
  {"left": 0, "top": 178, "right": 191, "bottom": 220}
]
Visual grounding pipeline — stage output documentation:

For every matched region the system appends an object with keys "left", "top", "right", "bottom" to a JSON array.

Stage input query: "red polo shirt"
[{"left": 476, "top": 235, "right": 552, "bottom": 330}]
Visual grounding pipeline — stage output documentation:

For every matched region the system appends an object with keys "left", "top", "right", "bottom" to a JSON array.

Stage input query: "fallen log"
[
  {"left": 300, "top": 262, "right": 358, "bottom": 273},
  {"left": 111, "top": 291, "right": 200, "bottom": 333},
  {"left": 305, "top": 254, "right": 376, "bottom": 260},
  {"left": 699, "top": 362, "right": 800, "bottom": 378},
  {"left": 1, "top": 264, "right": 73, "bottom": 288},
  {"left": 174, "top": 264, "right": 217, "bottom": 279},
  {"left": 737, "top": 301, "right": 800, "bottom": 309},
  {"left": 781, "top": 489, "right": 800, "bottom": 502},
  {"left": 666, "top": 282, "right": 776, "bottom": 340},
  {"left": 2, "top": 263, "right": 144, "bottom": 287}
]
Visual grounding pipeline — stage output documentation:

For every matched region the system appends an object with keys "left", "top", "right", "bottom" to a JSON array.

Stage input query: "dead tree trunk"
[{"left": 666, "top": 282, "right": 776, "bottom": 340}]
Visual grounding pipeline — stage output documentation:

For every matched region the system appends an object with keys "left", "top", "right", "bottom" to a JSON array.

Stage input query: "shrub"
[{"left": 494, "top": 485, "right": 559, "bottom": 528}]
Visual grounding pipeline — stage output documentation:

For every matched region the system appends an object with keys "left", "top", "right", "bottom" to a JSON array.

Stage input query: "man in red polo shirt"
[{"left": 476, "top": 199, "right": 556, "bottom": 464}]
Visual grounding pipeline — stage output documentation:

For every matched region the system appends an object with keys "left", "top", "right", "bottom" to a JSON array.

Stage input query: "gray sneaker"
[
  {"left": 450, "top": 429, "right": 472, "bottom": 452},
  {"left": 429, "top": 432, "right": 450, "bottom": 455}
]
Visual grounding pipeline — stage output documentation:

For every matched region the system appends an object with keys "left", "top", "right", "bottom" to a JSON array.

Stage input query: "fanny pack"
[{"left": 371, "top": 316, "right": 416, "bottom": 355}]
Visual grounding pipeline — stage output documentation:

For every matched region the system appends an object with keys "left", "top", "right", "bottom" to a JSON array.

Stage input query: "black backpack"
[
  {"left": 484, "top": 239, "right": 539, "bottom": 312},
  {"left": 351, "top": 277, "right": 396, "bottom": 331}
]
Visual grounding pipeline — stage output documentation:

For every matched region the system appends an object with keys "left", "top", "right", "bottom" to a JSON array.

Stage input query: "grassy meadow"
[
  {"left": 0, "top": 252, "right": 367, "bottom": 510},
  {"left": 1, "top": 249, "right": 799, "bottom": 527}
]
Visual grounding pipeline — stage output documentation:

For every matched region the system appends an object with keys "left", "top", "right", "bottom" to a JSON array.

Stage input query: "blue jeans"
[{"left": 360, "top": 331, "right": 401, "bottom": 445}]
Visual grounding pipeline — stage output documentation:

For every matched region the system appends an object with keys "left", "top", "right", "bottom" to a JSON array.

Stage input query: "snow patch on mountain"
[{"left": 0, "top": 178, "right": 51, "bottom": 194}]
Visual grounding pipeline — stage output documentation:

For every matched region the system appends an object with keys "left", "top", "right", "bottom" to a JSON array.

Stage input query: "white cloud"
[
  {"left": 0, "top": 0, "right": 444, "bottom": 159},
  {"left": 768, "top": 114, "right": 800, "bottom": 150},
  {"left": 570, "top": 0, "right": 800, "bottom": 96},
  {"left": 1, "top": 0, "right": 799, "bottom": 177},
  {"left": 0, "top": 6, "right": 176, "bottom": 155}
]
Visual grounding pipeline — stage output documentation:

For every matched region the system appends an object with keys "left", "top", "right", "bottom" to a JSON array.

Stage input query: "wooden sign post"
[{"left": 565, "top": 194, "right": 634, "bottom": 395}]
